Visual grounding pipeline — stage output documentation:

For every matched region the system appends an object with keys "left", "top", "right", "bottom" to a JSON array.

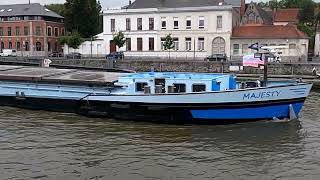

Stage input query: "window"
[
  {"left": 173, "top": 17, "right": 179, "bottom": 29},
  {"left": 186, "top": 17, "right": 191, "bottom": 29},
  {"left": 1, "top": 42, "right": 4, "bottom": 50},
  {"left": 136, "top": 82, "right": 148, "bottom": 92},
  {"left": 149, "top": 18, "right": 154, "bottom": 30},
  {"left": 0, "top": 27, "right": 3, "bottom": 36},
  {"left": 242, "top": 44, "right": 249, "bottom": 55},
  {"left": 8, "top": 27, "right": 11, "bottom": 36},
  {"left": 111, "top": 19, "right": 115, "bottom": 32},
  {"left": 61, "top": 28, "right": 65, "bottom": 36},
  {"left": 24, "top": 26, "right": 29, "bottom": 35},
  {"left": 126, "top": 18, "right": 131, "bottom": 31},
  {"left": 217, "top": 16, "right": 222, "bottom": 29},
  {"left": 289, "top": 44, "right": 296, "bottom": 49},
  {"left": 161, "top": 17, "right": 166, "bottom": 30},
  {"left": 149, "top": 38, "right": 154, "bottom": 51},
  {"left": 137, "top": 18, "right": 142, "bottom": 30},
  {"left": 126, "top": 38, "right": 131, "bottom": 51},
  {"left": 192, "top": 84, "right": 206, "bottom": 92},
  {"left": 173, "top": 84, "right": 186, "bottom": 93},
  {"left": 16, "top": 42, "right": 20, "bottom": 50},
  {"left": 25, "top": 42, "right": 29, "bottom": 51},
  {"left": 137, "top": 38, "right": 143, "bottom": 51},
  {"left": 35, "top": 26, "right": 41, "bottom": 35},
  {"left": 15, "top": 27, "right": 20, "bottom": 36},
  {"left": 47, "top": 27, "right": 52, "bottom": 36},
  {"left": 161, "top": 37, "right": 165, "bottom": 50},
  {"left": 198, "top": 37, "right": 204, "bottom": 51},
  {"left": 233, "top": 44, "right": 240, "bottom": 55},
  {"left": 54, "top": 27, "right": 58, "bottom": 36},
  {"left": 199, "top": 16, "right": 204, "bottom": 29},
  {"left": 36, "top": 42, "right": 41, "bottom": 51},
  {"left": 8, "top": 42, "right": 12, "bottom": 49},
  {"left": 173, "top": 38, "right": 179, "bottom": 51},
  {"left": 185, "top": 37, "right": 191, "bottom": 51},
  {"left": 48, "top": 42, "right": 51, "bottom": 51}
]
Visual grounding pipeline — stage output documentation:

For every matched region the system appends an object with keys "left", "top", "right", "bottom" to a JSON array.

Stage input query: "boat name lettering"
[{"left": 243, "top": 90, "right": 281, "bottom": 100}]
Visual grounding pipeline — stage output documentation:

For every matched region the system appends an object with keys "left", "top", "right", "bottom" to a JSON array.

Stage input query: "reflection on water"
[{"left": 0, "top": 92, "right": 320, "bottom": 179}]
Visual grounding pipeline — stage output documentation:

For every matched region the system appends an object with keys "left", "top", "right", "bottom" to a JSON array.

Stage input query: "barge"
[{"left": 0, "top": 65, "right": 312, "bottom": 124}]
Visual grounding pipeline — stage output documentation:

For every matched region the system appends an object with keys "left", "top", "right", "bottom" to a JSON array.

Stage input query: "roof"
[
  {"left": 232, "top": 25, "right": 308, "bottom": 39},
  {"left": 274, "top": 9, "right": 300, "bottom": 22},
  {"left": 0, "top": 3, "right": 63, "bottom": 19},
  {"left": 256, "top": 6, "right": 273, "bottom": 24},
  {"left": 126, "top": 0, "right": 234, "bottom": 9}
]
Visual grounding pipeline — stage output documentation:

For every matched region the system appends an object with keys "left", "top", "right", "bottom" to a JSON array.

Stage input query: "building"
[
  {"left": 0, "top": 3, "right": 65, "bottom": 56},
  {"left": 70, "top": 0, "right": 241, "bottom": 59},
  {"left": 231, "top": 1, "right": 308, "bottom": 62}
]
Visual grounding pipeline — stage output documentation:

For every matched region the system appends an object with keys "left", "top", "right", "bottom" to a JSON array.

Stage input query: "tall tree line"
[{"left": 47, "top": 0, "right": 102, "bottom": 38}]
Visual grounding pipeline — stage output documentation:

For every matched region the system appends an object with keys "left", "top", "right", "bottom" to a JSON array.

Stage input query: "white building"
[{"left": 68, "top": 0, "right": 241, "bottom": 59}]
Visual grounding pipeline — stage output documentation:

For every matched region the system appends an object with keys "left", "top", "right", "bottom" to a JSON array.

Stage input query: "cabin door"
[{"left": 155, "top": 79, "right": 166, "bottom": 93}]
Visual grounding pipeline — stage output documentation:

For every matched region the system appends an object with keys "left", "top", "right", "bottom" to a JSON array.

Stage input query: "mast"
[{"left": 262, "top": 53, "right": 268, "bottom": 87}]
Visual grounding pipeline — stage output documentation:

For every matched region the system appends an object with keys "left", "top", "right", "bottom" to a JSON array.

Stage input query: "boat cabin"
[{"left": 117, "top": 72, "right": 237, "bottom": 94}]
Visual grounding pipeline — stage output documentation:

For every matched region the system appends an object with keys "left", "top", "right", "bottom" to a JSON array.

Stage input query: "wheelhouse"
[{"left": 117, "top": 72, "right": 237, "bottom": 94}]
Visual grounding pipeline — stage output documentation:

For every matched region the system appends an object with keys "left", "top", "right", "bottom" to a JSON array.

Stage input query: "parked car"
[
  {"left": 106, "top": 51, "right": 124, "bottom": 60},
  {"left": 66, "top": 52, "right": 81, "bottom": 59},
  {"left": 48, "top": 52, "right": 64, "bottom": 58},
  {"left": 0, "top": 49, "right": 17, "bottom": 57},
  {"left": 205, "top": 53, "right": 227, "bottom": 61}
]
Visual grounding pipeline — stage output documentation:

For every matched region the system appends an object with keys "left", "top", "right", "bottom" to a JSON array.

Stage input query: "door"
[
  {"left": 212, "top": 37, "right": 225, "bottom": 55},
  {"left": 109, "top": 40, "right": 116, "bottom": 53}
]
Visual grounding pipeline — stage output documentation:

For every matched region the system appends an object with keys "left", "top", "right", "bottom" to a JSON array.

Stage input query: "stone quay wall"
[{"left": 115, "top": 60, "right": 320, "bottom": 76}]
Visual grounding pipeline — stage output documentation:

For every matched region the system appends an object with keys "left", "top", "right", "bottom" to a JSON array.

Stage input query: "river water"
[{"left": 1, "top": 92, "right": 320, "bottom": 180}]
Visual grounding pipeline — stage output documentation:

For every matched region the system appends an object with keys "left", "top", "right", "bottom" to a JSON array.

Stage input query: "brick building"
[{"left": 0, "top": 3, "right": 65, "bottom": 56}]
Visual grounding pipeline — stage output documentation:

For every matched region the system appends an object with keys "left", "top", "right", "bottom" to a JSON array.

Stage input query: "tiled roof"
[
  {"left": 274, "top": 9, "right": 300, "bottom": 22},
  {"left": 232, "top": 25, "right": 308, "bottom": 39},
  {"left": 126, "top": 0, "right": 236, "bottom": 9},
  {"left": 256, "top": 6, "right": 273, "bottom": 24},
  {"left": 0, "top": 3, "right": 63, "bottom": 19}
]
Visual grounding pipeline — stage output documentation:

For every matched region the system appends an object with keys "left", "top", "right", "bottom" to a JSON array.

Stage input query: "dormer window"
[
  {"left": 0, "top": 9, "right": 5, "bottom": 12},
  {"left": 7, "top": 9, "right": 12, "bottom": 12}
]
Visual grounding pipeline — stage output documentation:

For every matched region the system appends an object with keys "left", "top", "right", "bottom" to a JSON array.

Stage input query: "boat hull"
[{"left": 0, "top": 81, "right": 312, "bottom": 124}]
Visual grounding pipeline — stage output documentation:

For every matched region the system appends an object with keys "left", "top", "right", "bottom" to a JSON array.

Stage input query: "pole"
[
  {"left": 90, "top": 36, "right": 93, "bottom": 58},
  {"left": 263, "top": 53, "right": 268, "bottom": 87}
]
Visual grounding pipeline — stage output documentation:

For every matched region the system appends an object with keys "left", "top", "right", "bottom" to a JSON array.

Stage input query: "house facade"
[
  {"left": 71, "top": 0, "right": 241, "bottom": 59},
  {"left": 0, "top": 3, "right": 65, "bottom": 57},
  {"left": 231, "top": 2, "right": 308, "bottom": 62}
]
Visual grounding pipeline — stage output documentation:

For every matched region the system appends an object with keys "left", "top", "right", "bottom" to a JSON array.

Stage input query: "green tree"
[
  {"left": 58, "top": 32, "right": 84, "bottom": 50},
  {"left": 45, "top": 4, "right": 65, "bottom": 16},
  {"left": 64, "top": 0, "right": 102, "bottom": 38},
  {"left": 163, "top": 34, "right": 174, "bottom": 60},
  {"left": 112, "top": 31, "right": 126, "bottom": 49}
]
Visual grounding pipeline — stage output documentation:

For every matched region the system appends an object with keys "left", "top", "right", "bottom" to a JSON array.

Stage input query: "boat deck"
[{"left": 0, "top": 65, "right": 129, "bottom": 85}]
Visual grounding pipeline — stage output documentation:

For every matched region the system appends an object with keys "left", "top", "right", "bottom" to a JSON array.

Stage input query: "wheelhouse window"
[
  {"left": 136, "top": 82, "right": 148, "bottom": 92},
  {"left": 192, "top": 84, "right": 206, "bottom": 92},
  {"left": 173, "top": 84, "right": 186, "bottom": 93}
]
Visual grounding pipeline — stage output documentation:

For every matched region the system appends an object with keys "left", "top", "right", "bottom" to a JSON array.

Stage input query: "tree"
[
  {"left": 58, "top": 32, "right": 84, "bottom": 53},
  {"left": 163, "top": 34, "right": 174, "bottom": 60},
  {"left": 112, "top": 31, "right": 126, "bottom": 49},
  {"left": 64, "top": 0, "right": 102, "bottom": 38}
]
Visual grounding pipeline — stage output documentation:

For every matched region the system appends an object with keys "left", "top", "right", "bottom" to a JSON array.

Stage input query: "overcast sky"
[{"left": 0, "top": 0, "right": 320, "bottom": 9}]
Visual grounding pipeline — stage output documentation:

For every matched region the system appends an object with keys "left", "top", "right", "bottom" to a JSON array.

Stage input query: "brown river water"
[{"left": 1, "top": 92, "right": 320, "bottom": 180}]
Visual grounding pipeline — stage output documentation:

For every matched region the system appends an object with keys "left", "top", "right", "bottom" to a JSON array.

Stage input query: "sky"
[{"left": 0, "top": 0, "right": 320, "bottom": 9}]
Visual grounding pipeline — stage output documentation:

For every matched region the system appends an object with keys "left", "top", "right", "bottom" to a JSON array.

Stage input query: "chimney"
[{"left": 240, "top": 0, "right": 246, "bottom": 17}]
